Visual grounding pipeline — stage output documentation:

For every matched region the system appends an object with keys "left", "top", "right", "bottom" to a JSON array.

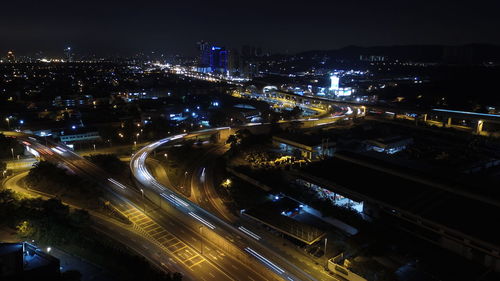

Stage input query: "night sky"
[{"left": 2, "top": 0, "right": 500, "bottom": 56}]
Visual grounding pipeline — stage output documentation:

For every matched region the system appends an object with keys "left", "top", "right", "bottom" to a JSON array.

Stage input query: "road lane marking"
[
  {"left": 172, "top": 245, "right": 188, "bottom": 253},
  {"left": 188, "top": 258, "right": 206, "bottom": 268},
  {"left": 185, "top": 254, "right": 203, "bottom": 262}
]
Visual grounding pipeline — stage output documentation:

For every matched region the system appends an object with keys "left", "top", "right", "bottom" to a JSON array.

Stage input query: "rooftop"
[
  {"left": 300, "top": 155, "right": 500, "bottom": 248},
  {"left": 243, "top": 197, "right": 326, "bottom": 245}
]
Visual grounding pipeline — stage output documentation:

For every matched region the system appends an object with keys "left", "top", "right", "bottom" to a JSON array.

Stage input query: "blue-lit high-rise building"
[
  {"left": 209, "top": 46, "right": 228, "bottom": 74},
  {"left": 197, "top": 41, "right": 228, "bottom": 74}
]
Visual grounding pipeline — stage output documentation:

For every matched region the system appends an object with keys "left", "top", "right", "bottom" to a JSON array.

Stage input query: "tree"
[
  {"left": 42, "top": 198, "right": 70, "bottom": 219},
  {"left": 85, "top": 154, "right": 126, "bottom": 175},
  {"left": 70, "top": 209, "right": 91, "bottom": 228},
  {"left": 17, "top": 220, "right": 35, "bottom": 238},
  {"left": 235, "top": 129, "right": 251, "bottom": 139},
  {"left": 0, "top": 133, "right": 24, "bottom": 159},
  {"left": 226, "top": 135, "right": 238, "bottom": 147}
]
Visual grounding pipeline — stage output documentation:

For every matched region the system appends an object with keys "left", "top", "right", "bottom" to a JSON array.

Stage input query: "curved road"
[
  {"left": 131, "top": 129, "right": 318, "bottom": 281},
  {"left": 4, "top": 131, "right": 250, "bottom": 281}
]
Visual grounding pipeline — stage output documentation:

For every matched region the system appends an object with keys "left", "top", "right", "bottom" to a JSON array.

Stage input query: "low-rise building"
[
  {"left": 0, "top": 242, "right": 60, "bottom": 280},
  {"left": 273, "top": 134, "right": 335, "bottom": 160},
  {"left": 59, "top": 129, "right": 101, "bottom": 143}
]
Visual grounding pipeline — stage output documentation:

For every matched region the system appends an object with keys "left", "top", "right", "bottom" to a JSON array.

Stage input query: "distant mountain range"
[{"left": 297, "top": 44, "right": 500, "bottom": 63}]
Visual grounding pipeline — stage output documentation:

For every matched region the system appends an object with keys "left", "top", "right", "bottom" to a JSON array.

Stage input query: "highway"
[
  {"left": 137, "top": 130, "right": 345, "bottom": 281},
  {"left": 5, "top": 131, "right": 269, "bottom": 281},
  {"left": 2, "top": 107, "right": 347, "bottom": 281},
  {"left": 186, "top": 144, "right": 236, "bottom": 222},
  {"left": 146, "top": 143, "right": 236, "bottom": 222},
  {"left": 1, "top": 169, "right": 192, "bottom": 280},
  {"left": 131, "top": 129, "right": 319, "bottom": 281}
]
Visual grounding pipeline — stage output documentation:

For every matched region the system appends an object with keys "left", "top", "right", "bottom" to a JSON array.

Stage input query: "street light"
[
  {"left": 324, "top": 237, "right": 328, "bottom": 266},
  {"left": 10, "top": 148, "right": 14, "bottom": 160},
  {"left": 5, "top": 118, "right": 10, "bottom": 130},
  {"left": 140, "top": 189, "right": 145, "bottom": 212},
  {"left": 93, "top": 144, "right": 96, "bottom": 151}
]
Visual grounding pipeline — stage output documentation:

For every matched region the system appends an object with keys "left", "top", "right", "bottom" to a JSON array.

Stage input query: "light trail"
[
  {"left": 130, "top": 128, "right": 315, "bottom": 281},
  {"left": 432, "top": 108, "right": 500, "bottom": 118},
  {"left": 169, "top": 194, "right": 189, "bottom": 207},
  {"left": 200, "top": 167, "right": 206, "bottom": 182},
  {"left": 108, "top": 178, "right": 127, "bottom": 189},
  {"left": 50, "top": 147, "right": 64, "bottom": 155},
  {"left": 161, "top": 193, "right": 182, "bottom": 207},
  {"left": 238, "top": 226, "right": 261, "bottom": 241},
  {"left": 244, "top": 247, "right": 285, "bottom": 274},
  {"left": 188, "top": 212, "right": 216, "bottom": 229}
]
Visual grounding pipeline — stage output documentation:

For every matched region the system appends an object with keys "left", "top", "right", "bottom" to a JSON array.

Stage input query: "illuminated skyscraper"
[
  {"left": 209, "top": 46, "right": 228, "bottom": 74},
  {"left": 64, "top": 47, "right": 73, "bottom": 62},
  {"left": 196, "top": 41, "right": 228, "bottom": 74}
]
